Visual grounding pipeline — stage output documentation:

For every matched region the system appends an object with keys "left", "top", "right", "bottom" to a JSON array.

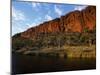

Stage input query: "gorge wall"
[{"left": 19, "top": 6, "right": 96, "bottom": 39}]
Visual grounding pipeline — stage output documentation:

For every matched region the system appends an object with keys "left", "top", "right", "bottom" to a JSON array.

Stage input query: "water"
[{"left": 12, "top": 53, "right": 96, "bottom": 74}]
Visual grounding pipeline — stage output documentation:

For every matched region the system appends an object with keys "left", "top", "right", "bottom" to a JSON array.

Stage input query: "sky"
[{"left": 12, "top": 1, "right": 87, "bottom": 36}]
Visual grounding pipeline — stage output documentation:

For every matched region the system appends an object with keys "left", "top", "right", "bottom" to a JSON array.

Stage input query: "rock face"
[
  {"left": 19, "top": 6, "right": 96, "bottom": 39},
  {"left": 82, "top": 6, "right": 96, "bottom": 30}
]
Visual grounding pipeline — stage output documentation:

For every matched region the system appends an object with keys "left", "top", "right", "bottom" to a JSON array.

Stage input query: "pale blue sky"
[{"left": 12, "top": 1, "right": 87, "bottom": 35}]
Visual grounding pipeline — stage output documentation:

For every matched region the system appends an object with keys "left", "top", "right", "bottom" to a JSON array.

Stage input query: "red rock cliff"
[{"left": 20, "top": 6, "right": 96, "bottom": 39}]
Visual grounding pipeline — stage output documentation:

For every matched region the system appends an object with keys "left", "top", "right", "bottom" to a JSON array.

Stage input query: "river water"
[{"left": 12, "top": 53, "right": 96, "bottom": 74}]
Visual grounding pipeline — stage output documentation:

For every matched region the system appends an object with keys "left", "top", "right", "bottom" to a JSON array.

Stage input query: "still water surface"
[{"left": 12, "top": 53, "right": 96, "bottom": 74}]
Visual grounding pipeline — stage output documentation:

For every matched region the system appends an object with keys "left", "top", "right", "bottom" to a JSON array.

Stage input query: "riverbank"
[{"left": 14, "top": 45, "right": 96, "bottom": 58}]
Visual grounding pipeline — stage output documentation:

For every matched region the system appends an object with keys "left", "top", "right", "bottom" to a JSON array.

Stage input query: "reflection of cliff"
[{"left": 20, "top": 6, "right": 96, "bottom": 39}]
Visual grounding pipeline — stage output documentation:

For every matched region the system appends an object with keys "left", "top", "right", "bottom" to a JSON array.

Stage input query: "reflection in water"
[{"left": 12, "top": 53, "right": 96, "bottom": 74}]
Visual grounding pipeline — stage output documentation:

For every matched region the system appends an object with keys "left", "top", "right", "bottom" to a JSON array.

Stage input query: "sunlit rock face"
[
  {"left": 82, "top": 6, "right": 96, "bottom": 30},
  {"left": 20, "top": 6, "right": 96, "bottom": 39}
]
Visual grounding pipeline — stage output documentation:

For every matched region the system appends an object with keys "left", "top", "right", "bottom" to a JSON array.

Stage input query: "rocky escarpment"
[
  {"left": 12, "top": 6, "right": 96, "bottom": 58},
  {"left": 20, "top": 6, "right": 96, "bottom": 39}
]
